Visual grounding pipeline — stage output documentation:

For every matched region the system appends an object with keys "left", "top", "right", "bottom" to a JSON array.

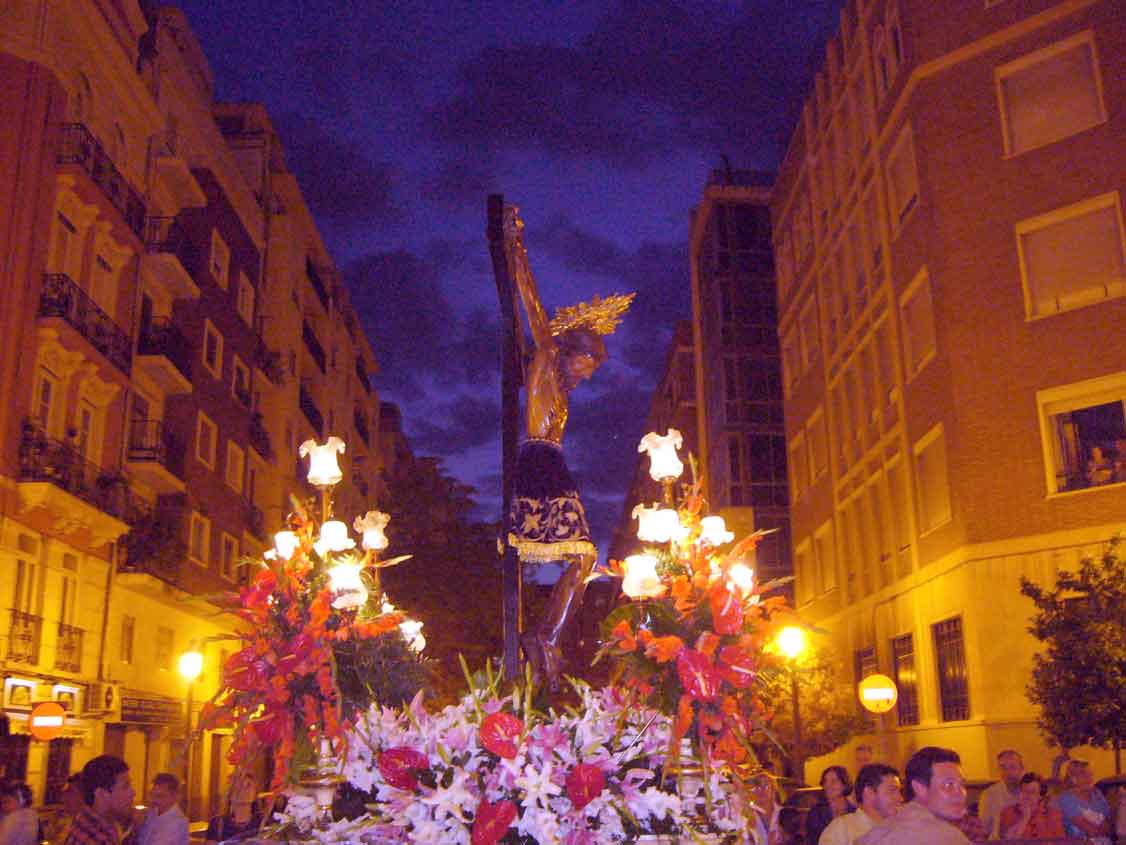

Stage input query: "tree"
[
  {"left": 1020, "top": 537, "right": 1126, "bottom": 774},
  {"left": 758, "top": 646, "right": 872, "bottom": 778}
]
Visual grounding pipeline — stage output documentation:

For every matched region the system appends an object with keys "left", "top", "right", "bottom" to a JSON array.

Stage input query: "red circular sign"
[{"left": 29, "top": 701, "right": 66, "bottom": 740}]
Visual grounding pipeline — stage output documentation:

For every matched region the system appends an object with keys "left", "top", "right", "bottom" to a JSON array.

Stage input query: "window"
[
  {"left": 203, "top": 320, "right": 223, "bottom": 378},
  {"left": 933, "top": 617, "right": 970, "bottom": 721},
  {"left": 900, "top": 268, "right": 936, "bottom": 378},
  {"left": 236, "top": 273, "right": 255, "bottom": 324},
  {"left": 35, "top": 369, "right": 59, "bottom": 433},
  {"left": 886, "top": 455, "right": 913, "bottom": 577},
  {"left": 799, "top": 299, "right": 820, "bottom": 370},
  {"left": 155, "top": 627, "right": 174, "bottom": 671},
  {"left": 814, "top": 520, "right": 836, "bottom": 593},
  {"left": 875, "top": 320, "right": 897, "bottom": 408},
  {"left": 996, "top": 32, "right": 1106, "bottom": 157},
  {"left": 75, "top": 399, "right": 99, "bottom": 462},
  {"left": 209, "top": 230, "right": 230, "bottom": 289},
  {"left": 51, "top": 212, "right": 79, "bottom": 278},
  {"left": 854, "top": 646, "right": 878, "bottom": 685},
  {"left": 891, "top": 633, "right": 919, "bottom": 726},
  {"left": 914, "top": 425, "right": 952, "bottom": 533},
  {"left": 225, "top": 442, "right": 245, "bottom": 493},
  {"left": 119, "top": 615, "right": 134, "bottom": 664},
  {"left": 1037, "top": 372, "right": 1126, "bottom": 494},
  {"left": 885, "top": 125, "right": 919, "bottom": 232},
  {"left": 1017, "top": 192, "right": 1125, "bottom": 319},
  {"left": 196, "top": 412, "right": 217, "bottom": 468},
  {"left": 232, "top": 356, "right": 250, "bottom": 407},
  {"left": 808, "top": 410, "right": 829, "bottom": 480},
  {"left": 795, "top": 540, "right": 813, "bottom": 605},
  {"left": 188, "top": 512, "right": 210, "bottom": 565},
  {"left": 789, "top": 433, "right": 808, "bottom": 499},
  {"left": 220, "top": 533, "right": 239, "bottom": 582},
  {"left": 781, "top": 328, "right": 800, "bottom": 397}
]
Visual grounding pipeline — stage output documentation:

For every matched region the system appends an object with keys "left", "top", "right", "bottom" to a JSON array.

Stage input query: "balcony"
[
  {"left": 126, "top": 419, "right": 186, "bottom": 495},
  {"left": 355, "top": 359, "right": 371, "bottom": 394},
  {"left": 137, "top": 318, "right": 193, "bottom": 394},
  {"left": 299, "top": 383, "right": 324, "bottom": 435},
  {"left": 7, "top": 611, "right": 42, "bottom": 665},
  {"left": 302, "top": 320, "right": 326, "bottom": 373},
  {"left": 143, "top": 218, "right": 201, "bottom": 301},
  {"left": 154, "top": 140, "right": 205, "bottom": 211},
  {"left": 54, "top": 623, "right": 84, "bottom": 673},
  {"left": 18, "top": 422, "right": 149, "bottom": 543},
  {"left": 249, "top": 413, "right": 272, "bottom": 459},
  {"left": 117, "top": 506, "right": 186, "bottom": 600},
  {"left": 253, "top": 334, "right": 285, "bottom": 386},
  {"left": 39, "top": 273, "right": 132, "bottom": 375},
  {"left": 245, "top": 498, "right": 265, "bottom": 540},
  {"left": 57, "top": 123, "right": 145, "bottom": 239},
  {"left": 354, "top": 408, "right": 370, "bottom": 446},
  {"left": 306, "top": 258, "right": 330, "bottom": 310}
]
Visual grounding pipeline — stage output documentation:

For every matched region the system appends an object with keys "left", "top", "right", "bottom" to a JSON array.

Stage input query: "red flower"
[
  {"left": 566, "top": 763, "right": 606, "bottom": 810},
  {"left": 378, "top": 747, "right": 429, "bottom": 791},
  {"left": 480, "top": 712, "right": 523, "bottom": 759},
  {"left": 717, "top": 645, "right": 756, "bottom": 688},
  {"left": 472, "top": 798, "right": 517, "bottom": 845},
  {"left": 677, "top": 649, "right": 721, "bottom": 702},
  {"left": 709, "top": 584, "right": 743, "bottom": 635}
]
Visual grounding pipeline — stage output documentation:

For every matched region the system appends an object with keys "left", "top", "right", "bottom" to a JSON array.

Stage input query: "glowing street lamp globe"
[
  {"left": 300, "top": 436, "right": 346, "bottom": 488},
  {"left": 328, "top": 559, "right": 368, "bottom": 610},
  {"left": 354, "top": 511, "right": 390, "bottom": 552},
  {"left": 273, "top": 530, "right": 299, "bottom": 561},
  {"left": 777, "top": 626, "right": 807, "bottom": 660},
  {"left": 699, "top": 515, "right": 734, "bottom": 547},
  {"left": 638, "top": 429, "right": 685, "bottom": 482},
  {"left": 621, "top": 554, "right": 664, "bottom": 599},
  {"left": 633, "top": 504, "right": 686, "bottom": 544},
  {"left": 178, "top": 649, "right": 204, "bottom": 682}
]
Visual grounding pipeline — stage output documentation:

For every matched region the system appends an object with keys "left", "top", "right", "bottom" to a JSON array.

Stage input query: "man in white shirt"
[
  {"left": 820, "top": 764, "right": 903, "bottom": 845},
  {"left": 136, "top": 772, "right": 189, "bottom": 845},
  {"left": 978, "top": 749, "right": 1023, "bottom": 838}
]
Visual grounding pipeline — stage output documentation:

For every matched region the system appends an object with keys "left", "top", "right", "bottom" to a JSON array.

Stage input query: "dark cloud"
[
  {"left": 410, "top": 394, "right": 501, "bottom": 455},
  {"left": 565, "top": 380, "right": 652, "bottom": 496},
  {"left": 273, "top": 113, "right": 402, "bottom": 226},
  {"left": 420, "top": 156, "right": 500, "bottom": 212},
  {"left": 427, "top": 0, "right": 841, "bottom": 165}
]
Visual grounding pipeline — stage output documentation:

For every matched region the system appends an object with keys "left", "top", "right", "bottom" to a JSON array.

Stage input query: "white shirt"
[
  {"left": 137, "top": 803, "right": 189, "bottom": 845},
  {"left": 0, "top": 807, "right": 39, "bottom": 845},
  {"left": 819, "top": 810, "right": 875, "bottom": 845}
]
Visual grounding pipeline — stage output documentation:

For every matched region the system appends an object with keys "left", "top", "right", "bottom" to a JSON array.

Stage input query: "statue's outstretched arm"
[{"left": 503, "top": 206, "right": 552, "bottom": 349}]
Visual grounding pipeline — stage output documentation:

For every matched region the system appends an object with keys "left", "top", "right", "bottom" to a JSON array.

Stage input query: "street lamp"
[
  {"left": 178, "top": 643, "right": 204, "bottom": 820},
  {"left": 776, "top": 626, "right": 808, "bottom": 778}
]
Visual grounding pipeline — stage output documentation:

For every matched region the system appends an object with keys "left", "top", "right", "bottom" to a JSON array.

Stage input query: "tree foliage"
[{"left": 1020, "top": 537, "right": 1126, "bottom": 754}]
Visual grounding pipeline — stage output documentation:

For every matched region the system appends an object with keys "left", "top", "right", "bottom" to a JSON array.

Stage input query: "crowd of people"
[
  {"left": 0, "top": 755, "right": 265, "bottom": 845},
  {"left": 759, "top": 746, "right": 1126, "bottom": 845}
]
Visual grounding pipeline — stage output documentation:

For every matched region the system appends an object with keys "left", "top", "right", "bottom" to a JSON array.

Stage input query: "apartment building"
[
  {"left": 0, "top": 1, "right": 387, "bottom": 814},
  {"left": 771, "top": 0, "right": 1124, "bottom": 778},
  {"left": 690, "top": 171, "right": 791, "bottom": 584}
]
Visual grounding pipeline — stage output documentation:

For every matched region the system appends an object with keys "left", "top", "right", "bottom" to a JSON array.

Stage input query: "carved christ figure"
[{"left": 502, "top": 207, "right": 633, "bottom": 684}]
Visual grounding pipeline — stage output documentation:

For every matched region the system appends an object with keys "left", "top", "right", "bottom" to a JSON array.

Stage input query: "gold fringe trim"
[{"left": 507, "top": 534, "right": 596, "bottom": 563}]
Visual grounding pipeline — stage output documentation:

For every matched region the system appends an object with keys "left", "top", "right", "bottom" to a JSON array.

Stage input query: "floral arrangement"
[
  {"left": 199, "top": 498, "right": 422, "bottom": 790},
  {"left": 275, "top": 667, "right": 752, "bottom": 844},
  {"left": 598, "top": 432, "right": 796, "bottom": 772}
]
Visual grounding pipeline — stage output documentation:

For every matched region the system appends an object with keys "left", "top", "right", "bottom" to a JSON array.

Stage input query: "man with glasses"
[{"left": 856, "top": 746, "right": 970, "bottom": 845}]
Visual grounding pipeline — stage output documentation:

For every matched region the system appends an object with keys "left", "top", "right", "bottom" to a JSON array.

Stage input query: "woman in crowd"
[
  {"left": 999, "top": 772, "right": 1065, "bottom": 840},
  {"left": 204, "top": 770, "right": 261, "bottom": 845},
  {"left": 805, "top": 766, "right": 855, "bottom": 845},
  {"left": 0, "top": 782, "right": 39, "bottom": 845},
  {"left": 1058, "top": 760, "right": 1112, "bottom": 845}
]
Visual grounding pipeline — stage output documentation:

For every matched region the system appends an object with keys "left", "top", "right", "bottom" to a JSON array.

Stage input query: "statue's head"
[{"left": 557, "top": 328, "right": 607, "bottom": 389}]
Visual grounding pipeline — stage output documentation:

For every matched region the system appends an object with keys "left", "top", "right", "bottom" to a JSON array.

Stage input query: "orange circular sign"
[
  {"left": 858, "top": 673, "right": 898, "bottom": 714},
  {"left": 29, "top": 701, "right": 66, "bottom": 740}
]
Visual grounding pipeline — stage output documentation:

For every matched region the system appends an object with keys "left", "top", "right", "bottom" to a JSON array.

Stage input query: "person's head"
[
  {"left": 1018, "top": 772, "right": 1046, "bottom": 808},
  {"left": 997, "top": 750, "right": 1024, "bottom": 787},
  {"left": 0, "top": 782, "right": 32, "bottom": 814},
  {"left": 855, "top": 744, "right": 874, "bottom": 768},
  {"left": 80, "top": 755, "right": 134, "bottom": 821},
  {"left": 856, "top": 763, "right": 903, "bottom": 820},
  {"left": 778, "top": 806, "right": 803, "bottom": 839},
  {"left": 62, "top": 773, "right": 85, "bottom": 816},
  {"left": 904, "top": 746, "right": 966, "bottom": 821},
  {"left": 1065, "top": 759, "right": 1094, "bottom": 790},
  {"left": 820, "top": 765, "right": 853, "bottom": 801},
  {"left": 556, "top": 329, "right": 607, "bottom": 389},
  {"left": 148, "top": 773, "right": 180, "bottom": 813}
]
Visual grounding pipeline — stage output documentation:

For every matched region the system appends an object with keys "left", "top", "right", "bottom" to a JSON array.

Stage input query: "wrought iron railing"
[
  {"left": 253, "top": 333, "right": 285, "bottom": 386},
  {"left": 128, "top": 419, "right": 186, "bottom": 479},
  {"left": 18, "top": 422, "right": 149, "bottom": 525},
  {"left": 354, "top": 408, "right": 370, "bottom": 445},
  {"left": 249, "top": 413, "right": 272, "bottom": 459},
  {"left": 39, "top": 273, "right": 132, "bottom": 374},
  {"left": 299, "top": 383, "right": 324, "bottom": 436},
  {"left": 144, "top": 217, "right": 200, "bottom": 277},
  {"left": 138, "top": 317, "right": 192, "bottom": 382},
  {"left": 246, "top": 499, "right": 265, "bottom": 539},
  {"left": 57, "top": 123, "right": 146, "bottom": 238},
  {"left": 302, "top": 320, "right": 326, "bottom": 373},
  {"left": 54, "top": 623, "right": 83, "bottom": 673},
  {"left": 7, "top": 611, "right": 42, "bottom": 665}
]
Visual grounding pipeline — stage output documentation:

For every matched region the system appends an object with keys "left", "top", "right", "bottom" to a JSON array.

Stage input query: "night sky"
[{"left": 179, "top": 0, "right": 845, "bottom": 559}]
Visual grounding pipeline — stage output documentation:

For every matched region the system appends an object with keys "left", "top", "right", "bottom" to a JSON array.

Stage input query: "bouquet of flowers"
[{"left": 275, "top": 665, "right": 751, "bottom": 844}]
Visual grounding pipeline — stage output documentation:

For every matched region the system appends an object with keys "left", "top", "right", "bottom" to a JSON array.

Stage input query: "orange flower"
[
  {"left": 695, "top": 631, "right": 721, "bottom": 657},
  {"left": 637, "top": 630, "right": 684, "bottom": 663},
  {"left": 610, "top": 620, "right": 638, "bottom": 652},
  {"left": 674, "top": 694, "right": 695, "bottom": 740}
]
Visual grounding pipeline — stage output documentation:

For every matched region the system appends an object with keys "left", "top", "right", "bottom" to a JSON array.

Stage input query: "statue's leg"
[{"left": 534, "top": 553, "right": 596, "bottom": 687}]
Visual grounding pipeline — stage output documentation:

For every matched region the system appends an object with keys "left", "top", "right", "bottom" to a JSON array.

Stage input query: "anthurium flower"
[
  {"left": 471, "top": 798, "right": 517, "bottom": 845},
  {"left": 676, "top": 649, "right": 721, "bottom": 702},
  {"left": 378, "top": 746, "right": 429, "bottom": 791},
  {"left": 717, "top": 645, "right": 756, "bottom": 688},
  {"left": 566, "top": 762, "right": 606, "bottom": 810},
  {"left": 709, "top": 583, "right": 743, "bottom": 635},
  {"left": 479, "top": 711, "right": 523, "bottom": 759}
]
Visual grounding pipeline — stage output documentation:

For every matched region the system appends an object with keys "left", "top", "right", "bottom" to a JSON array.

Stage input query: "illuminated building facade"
[
  {"left": 771, "top": 0, "right": 1125, "bottom": 777},
  {"left": 0, "top": 1, "right": 385, "bottom": 814}
]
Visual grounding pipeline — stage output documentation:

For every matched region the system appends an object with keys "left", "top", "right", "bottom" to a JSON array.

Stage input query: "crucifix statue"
[{"left": 490, "top": 200, "right": 633, "bottom": 686}]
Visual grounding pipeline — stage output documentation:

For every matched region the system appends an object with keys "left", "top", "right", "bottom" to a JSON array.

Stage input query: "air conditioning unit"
[{"left": 86, "top": 683, "right": 121, "bottom": 719}]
